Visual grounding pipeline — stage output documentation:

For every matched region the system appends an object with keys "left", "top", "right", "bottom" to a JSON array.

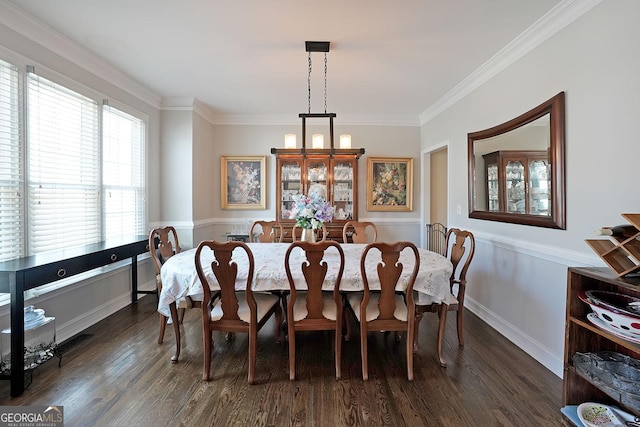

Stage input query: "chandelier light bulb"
[
  {"left": 339, "top": 134, "right": 352, "bottom": 149},
  {"left": 284, "top": 134, "right": 296, "bottom": 149},
  {"left": 312, "top": 134, "right": 324, "bottom": 149}
]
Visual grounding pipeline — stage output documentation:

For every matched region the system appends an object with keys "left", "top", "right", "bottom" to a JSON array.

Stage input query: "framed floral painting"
[
  {"left": 367, "top": 157, "right": 413, "bottom": 211},
  {"left": 221, "top": 156, "right": 266, "bottom": 209}
]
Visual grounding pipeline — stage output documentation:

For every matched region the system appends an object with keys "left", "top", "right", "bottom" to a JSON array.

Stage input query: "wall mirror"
[{"left": 467, "top": 92, "right": 565, "bottom": 229}]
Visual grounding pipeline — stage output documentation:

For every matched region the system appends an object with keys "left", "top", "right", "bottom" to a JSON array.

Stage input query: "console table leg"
[
  {"left": 10, "top": 272, "right": 25, "bottom": 397},
  {"left": 131, "top": 255, "right": 138, "bottom": 304}
]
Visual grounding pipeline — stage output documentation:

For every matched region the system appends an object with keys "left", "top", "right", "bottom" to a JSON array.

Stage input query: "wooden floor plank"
[{"left": 0, "top": 296, "right": 561, "bottom": 426}]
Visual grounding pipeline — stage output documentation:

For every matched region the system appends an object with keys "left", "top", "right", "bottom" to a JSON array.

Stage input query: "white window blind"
[
  {"left": 0, "top": 59, "right": 147, "bottom": 268},
  {"left": 102, "top": 104, "right": 145, "bottom": 240},
  {"left": 27, "top": 71, "right": 101, "bottom": 253},
  {"left": 0, "top": 60, "right": 23, "bottom": 262}
]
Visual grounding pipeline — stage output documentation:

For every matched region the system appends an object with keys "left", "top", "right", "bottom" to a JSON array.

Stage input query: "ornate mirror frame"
[{"left": 467, "top": 92, "right": 566, "bottom": 229}]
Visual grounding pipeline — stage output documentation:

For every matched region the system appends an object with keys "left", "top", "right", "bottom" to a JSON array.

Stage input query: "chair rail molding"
[{"left": 472, "top": 230, "right": 602, "bottom": 267}]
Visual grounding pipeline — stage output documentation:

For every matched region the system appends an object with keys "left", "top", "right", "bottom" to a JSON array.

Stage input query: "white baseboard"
[
  {"left": 55, "top": 277, "right": 156, "bottom": 344},
  {"left": 55, "top": 295, "right": 130, "bottom": 344},
  {"left": 465, "top": 297, "right": 563, "bottom": 378}
]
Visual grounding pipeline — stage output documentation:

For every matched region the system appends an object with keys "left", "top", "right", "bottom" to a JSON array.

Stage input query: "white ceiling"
[{"left": 5, "top": 0, "right": 564, "bottom": 124}]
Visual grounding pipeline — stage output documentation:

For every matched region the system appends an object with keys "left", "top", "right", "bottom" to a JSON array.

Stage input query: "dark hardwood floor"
[{"left": 0, "top": 296, "right": 562, "bottom": 426}]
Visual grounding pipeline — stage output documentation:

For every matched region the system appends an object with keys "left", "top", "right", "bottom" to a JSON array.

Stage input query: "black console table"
[{"left": 0, "top": 235, "right": 149, "bottom": 397}]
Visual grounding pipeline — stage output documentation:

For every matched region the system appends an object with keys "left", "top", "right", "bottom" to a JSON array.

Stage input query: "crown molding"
[
  {"left": 0, "top": 1, "right": 162, "bottom": 109},
  {"left": 160, "top": 97, "right": 421, "bottom": 126},
  {"left": 206, "top": 113, "right": 420, "bottom": 126},
  {"left": 184, "top": 111, "right": 420, "bottom": 127},
  {"left": 331, "top": 114, "right": 420, "bottom": 127},
  {"left": 161, "top": 97, "right": 197, "bottom": 111},
  {"left": 419, "top": 0, "right": 604, "bottom": 125}
]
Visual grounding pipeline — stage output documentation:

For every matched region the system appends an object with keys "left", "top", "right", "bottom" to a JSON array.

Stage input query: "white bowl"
[
  {"left": 577, "top": 402, "right": 624, "bottom": 427},
  {"left": 579, "top": 291, "right": 640, "bottom": 337}
]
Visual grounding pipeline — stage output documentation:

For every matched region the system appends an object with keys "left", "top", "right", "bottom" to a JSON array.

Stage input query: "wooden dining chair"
[
  {"left": 149, "top": 226, "right": 202, "bottom": 363},
  {"left": 195, "top": 240, "right": 282, "bottom": 384},
  {"left": 342, "top": 221, "right": 378, "bottom": 243},
  {"left": 284, "top": 240, "right": 345, "bottom": 380},
  {"left": 346, "top": 241, "right": 419, "bottom": 380},
  {"left": 249, "top": 220, "right": 284, "bottom": 243},
  {"left": 414, "top": 228, "right": 475, "bottom": 367},
  {"left": 291, "top": 223, "right": 327, "bottom": 242}
]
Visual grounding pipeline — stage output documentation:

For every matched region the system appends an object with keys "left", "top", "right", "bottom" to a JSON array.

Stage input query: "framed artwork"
[
  {"left": 367, "top": 157, "right": 413, "bottom": 211},
  {"left": 221, "top": 156, "right": 266, "bottom": 209}
]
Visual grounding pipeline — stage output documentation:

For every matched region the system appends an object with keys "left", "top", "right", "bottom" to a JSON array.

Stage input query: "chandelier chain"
[{"left": 324, "top": 53, "right": 327, "bottom": 113}]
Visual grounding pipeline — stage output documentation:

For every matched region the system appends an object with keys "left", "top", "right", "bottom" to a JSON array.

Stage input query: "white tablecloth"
[{"left": 158, "top": 243, "right": 452, "bottom": 317}]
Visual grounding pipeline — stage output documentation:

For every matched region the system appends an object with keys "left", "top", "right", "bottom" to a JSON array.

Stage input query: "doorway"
[{"left": 421, "top": 143, "right": 448, "bottom": 248}]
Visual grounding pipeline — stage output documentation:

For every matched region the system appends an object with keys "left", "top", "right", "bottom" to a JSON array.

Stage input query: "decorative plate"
[{"left": 587, "top": 313, "right": 640, "bottom": 345}]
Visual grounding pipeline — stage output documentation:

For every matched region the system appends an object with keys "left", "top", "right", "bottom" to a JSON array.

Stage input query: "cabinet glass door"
[
  {"left": 487, "top": 163, "right": 499, "bottom": 212},
  {"left": 280, "top": 160, "right": 302, "bottom": 219},
  {"left": 528, "top": 159, "right": 550, "bottom": 216},
  {"left": 332, "top": 160, "right": 354, "bottom": 220},
  {"left": 505, "top": 160, "right": 525, "bottom": 213},
  {"left": 306, "top": 159, "right": 328, "bottom": 201}
]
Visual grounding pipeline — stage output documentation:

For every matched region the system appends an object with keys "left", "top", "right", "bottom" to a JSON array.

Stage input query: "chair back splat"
[
  {"left": 149, "top": 226, "right": 181, "bottom": 276},
  {"left": 249, "top": 220, "right": 284, "bottom": 243},
  {"left": 342, "top": 221, "right": 378, "bottom": 243}
]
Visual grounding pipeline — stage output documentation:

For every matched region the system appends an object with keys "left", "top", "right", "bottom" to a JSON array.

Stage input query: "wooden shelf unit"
[
  {"left": 562, "top": 267, "right": 640, "bottom": 425},
  {"left": 585, "top": 213, "right": 640, "bottom": 277}
]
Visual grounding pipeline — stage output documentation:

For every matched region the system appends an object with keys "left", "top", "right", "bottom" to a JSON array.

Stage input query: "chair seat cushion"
[
  {"left": 292, "top": 292, "right": 338, "bottom": 321},
  {"left": 347, "top": 292, "right": 408, "bottom": 321},
  {"left": 209, "top": 292, "right": 279, "bottom": 323}
]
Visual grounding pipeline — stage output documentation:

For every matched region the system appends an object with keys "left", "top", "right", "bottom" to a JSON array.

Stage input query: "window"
[
  {"left": 0, "top": 60, "right": 146, "bottom": 263},
  {"left": 27, "top": 71, "right": 101, "bottom": 252},
  {"left": 102, "top": 104, "right": 145, "bottom": 240}
]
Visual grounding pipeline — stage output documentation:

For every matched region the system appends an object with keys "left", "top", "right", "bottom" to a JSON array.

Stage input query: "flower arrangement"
[{"left": 290, "top": 193, "right": 333, "bottom": 229}]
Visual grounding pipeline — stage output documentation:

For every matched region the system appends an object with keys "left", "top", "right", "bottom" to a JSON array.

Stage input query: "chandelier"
[{"left": 272, "top": 41, "right": 364, "bottom": 157}]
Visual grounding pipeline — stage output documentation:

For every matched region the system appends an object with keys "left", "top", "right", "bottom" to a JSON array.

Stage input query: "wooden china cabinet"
[
  {"left": 482, "top": 150, "right": 550, "bottom": 216},
  {"left": 271, "top": 148, "right": 364, "bottom": 242}
]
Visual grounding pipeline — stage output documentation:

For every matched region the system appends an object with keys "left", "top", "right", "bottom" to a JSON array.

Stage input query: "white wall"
[
  {"left": 421, "top": 0, "right": 640, "bottom": 376},
  {"left": 184, "top": 122, "right": 423, "bottom": 244}
]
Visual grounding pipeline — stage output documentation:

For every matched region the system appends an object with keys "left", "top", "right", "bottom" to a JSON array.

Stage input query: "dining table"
[{"left": 158, "top": 242, "right": 453, "bottom": 319}]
